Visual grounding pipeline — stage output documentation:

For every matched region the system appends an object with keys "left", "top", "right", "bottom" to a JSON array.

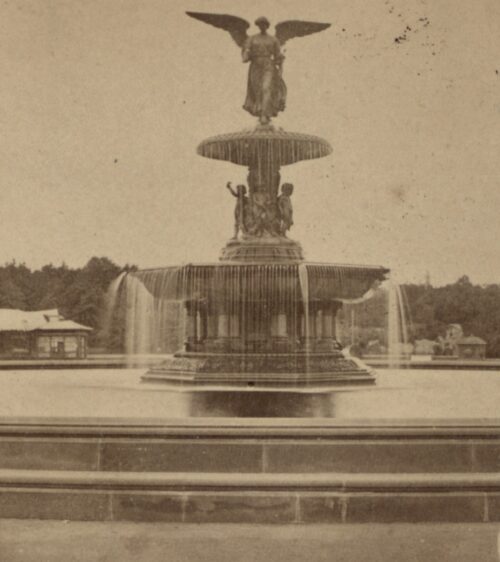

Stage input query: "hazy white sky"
[{"left": 1, "top": 0, "right": 499, "bottom": 285}]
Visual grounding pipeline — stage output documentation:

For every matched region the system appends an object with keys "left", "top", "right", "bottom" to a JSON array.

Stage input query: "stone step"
[
  {"left": 0, "top": 469, "right": 499, "bottom": 523},
  {"left": 0, "top": 420, "right": 499, "bottom": 474}
]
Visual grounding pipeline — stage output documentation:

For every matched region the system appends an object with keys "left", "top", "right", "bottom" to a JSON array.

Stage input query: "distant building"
[
  {"left": 432, "top": 324, "right": 487, "bottom": 359},
  {"left": 456, "top": 336, "right": 486, "bottom": 360},
  {"left": 0, "top": 309, "right": 92, "bottom": 359},
  {"left": 413, "top": 339, "right": 437, "bottom": 356}
]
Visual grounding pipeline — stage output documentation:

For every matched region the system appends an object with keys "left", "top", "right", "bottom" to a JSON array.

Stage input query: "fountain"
[
  {"left": 113, "top": 12, "right": 389, "bottom": 389},
  {"left": 3, "top": 11, "right": 499, "bottom": 531}
]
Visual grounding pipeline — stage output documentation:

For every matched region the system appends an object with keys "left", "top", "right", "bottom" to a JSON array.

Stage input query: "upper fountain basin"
[{"left": 197, "top": 126, "right": 333, "bottom": 166}]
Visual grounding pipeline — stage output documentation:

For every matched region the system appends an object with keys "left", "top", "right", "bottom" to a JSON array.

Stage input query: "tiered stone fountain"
[
  {"left": 4, "top": 13, "right": 496, "bottom": 531},
  {"left": 128, "top": 13, "right": 389, "bottom": 388}
]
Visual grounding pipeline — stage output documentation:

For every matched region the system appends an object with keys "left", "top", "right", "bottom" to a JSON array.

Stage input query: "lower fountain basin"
[
  {"left": 118, "top": 261, "right": 388, "bottom": 389},
  {"left": 131, "top": 262, "right": 389, "bottom": 302}
]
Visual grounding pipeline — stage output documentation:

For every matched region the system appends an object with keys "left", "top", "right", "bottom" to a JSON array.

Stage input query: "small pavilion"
[
  {"left": 0, "top": 309, "right": 92, "bottom": 359},
  {"left": 456, "top": 335, "right": 487, "bottom": 360}
]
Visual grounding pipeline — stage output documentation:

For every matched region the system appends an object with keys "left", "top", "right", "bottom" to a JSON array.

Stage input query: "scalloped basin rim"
[
  {"left": 197, "top": 128, "right": 333, "bottom": 166},
  {"left": 135, "top": 262, "right": 389, "bottom": 273},
  {"left": 129, "top": 262, "right": 389, "bottom": 302}
]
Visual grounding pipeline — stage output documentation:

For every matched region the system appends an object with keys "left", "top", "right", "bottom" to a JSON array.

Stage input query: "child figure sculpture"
[
  {"left": 278, "top": 183, "right": 294, "bottom": 236},
  {"left": 226, "top": 182, "right": 249, "bottom": 239}
]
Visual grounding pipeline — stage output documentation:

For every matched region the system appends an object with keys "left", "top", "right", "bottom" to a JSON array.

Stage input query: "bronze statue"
[
  {"left": 278, "top": 183, "right": 294, "bottom": 235},
  {"left": 186, "top": 12, "right": 331, "bottom": 125},
  {"left": 227, "top": 180, "right": 288, "bottom": 239},
  {"left": 226, "top": 182, "right": 249, "bottom": 239}
]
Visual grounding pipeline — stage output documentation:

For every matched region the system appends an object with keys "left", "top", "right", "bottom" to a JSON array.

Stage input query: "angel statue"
[{"left": 186, "top": 12, "right": 331, "bottom": 125}]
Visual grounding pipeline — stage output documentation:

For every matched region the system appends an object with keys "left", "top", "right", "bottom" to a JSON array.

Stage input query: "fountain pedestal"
[{"left": 220, "top": 236, "right": 304, "bottom": 262}]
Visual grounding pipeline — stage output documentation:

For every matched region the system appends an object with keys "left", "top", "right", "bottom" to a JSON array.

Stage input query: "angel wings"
[
  {"left": 186, "top": 12, "right": 331, "bottom": 124},
  {"left": 186, "top": 12, "right": 331, "bottom": 48}
]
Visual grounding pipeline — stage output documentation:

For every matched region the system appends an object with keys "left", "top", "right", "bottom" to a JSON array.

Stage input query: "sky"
[{"left": 0, "top": 0, "right": 499, "bottom": 286}]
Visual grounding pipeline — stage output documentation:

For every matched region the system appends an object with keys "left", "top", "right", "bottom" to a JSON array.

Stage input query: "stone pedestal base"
[
  {"left": 220, "top": 237, "right": 304, "bottom": 262},
  {"left": 142, "top": 351, "right": 375, "bottom": 388}
]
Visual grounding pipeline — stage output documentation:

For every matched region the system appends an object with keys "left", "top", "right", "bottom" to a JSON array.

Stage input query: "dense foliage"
[
  {"left": 346, "top": 275, "right": 500, "bottom": 357},
  {"left": 0, "top": 258, "right": 136, "bottom": 349},
  {"left": 403, "top": 276, "right": 500, "bottom": 357}
]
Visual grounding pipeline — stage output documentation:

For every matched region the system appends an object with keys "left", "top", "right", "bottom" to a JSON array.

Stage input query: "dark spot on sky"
[
  {"left": 114, "top": 159, "right": 118, "bottom": 163},
  {"left": 393, "top": 15, "right": 432, "bottom": 52},
  {"left": 342, "top": 28, "right": 346, "bottom": 32},
  {"left": 391, "top": 185, "right": 408, "bottom": 205}
]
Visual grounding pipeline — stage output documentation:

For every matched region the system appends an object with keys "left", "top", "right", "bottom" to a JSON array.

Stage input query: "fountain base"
[
  {"left": 125, "top": 260, "right": 387, "bottom": 390},
  {"left": 142, "top": 351, "right": 375, "bottom": 388}
]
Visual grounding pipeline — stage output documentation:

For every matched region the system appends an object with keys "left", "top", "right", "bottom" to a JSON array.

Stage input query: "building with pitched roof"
[
  {"left": 0, "top": 309, "right": 92, "bottom": 359},
  {"left": 456, "top": 335, "right": 487, "bottom": 360}
]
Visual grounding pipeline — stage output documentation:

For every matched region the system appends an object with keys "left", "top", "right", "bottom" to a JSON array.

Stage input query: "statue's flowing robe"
[{"left": 242, "top": 34, "right": 286, "bottom": 119}]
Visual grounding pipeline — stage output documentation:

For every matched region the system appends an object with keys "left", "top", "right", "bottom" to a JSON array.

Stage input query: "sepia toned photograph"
[{"left": 0, "top": 0, "right": 500, "bottom": 560}]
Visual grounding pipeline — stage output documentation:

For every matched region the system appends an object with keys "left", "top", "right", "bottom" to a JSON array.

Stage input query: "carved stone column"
[
  {"left": 277, "top": 313, "right": 287, "bottom": 337},
  {"left": 322, "top": 308, "right": 333, "bottom": 338},
  {"left": 315, "top": 309, "right": 323, "bottom": 340},
  {"left": 271, "top": 303, "right": 289, "bottom": 352},
  {"left": 217, "top": 313, "right": 229, "bottom": 338},
  {"left": 185, "top": 301, "right": 197, "bottom": 351},
  {"left": 206, "top": 308, "right": 218, "bottom": 339},
  {"left": 315, "top": 302, "right": 338, "bottom": 352},
  {"left": 300, "top": 303, "right": 317, "bottom": 351}
]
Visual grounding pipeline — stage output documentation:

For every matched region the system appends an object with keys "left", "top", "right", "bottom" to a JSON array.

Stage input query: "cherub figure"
[
  {"left": 278, "top": 183, "right": 294, "bottom": 235},
  {"left": 226, "top": 182, "right": 249, "bottom": 239}
]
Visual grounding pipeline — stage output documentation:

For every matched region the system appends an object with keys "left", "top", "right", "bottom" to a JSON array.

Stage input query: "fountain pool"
[{"left": 1, "top": 367, "right": 499, "bottom": 420}]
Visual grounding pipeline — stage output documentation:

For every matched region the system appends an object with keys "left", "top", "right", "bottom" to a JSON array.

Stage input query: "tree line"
[
  {"left": 0, "top": 257, "right": 135, "bottom": 349},
  {"left": 346, "top": 275, "right": 500, "bottom": 358}
]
